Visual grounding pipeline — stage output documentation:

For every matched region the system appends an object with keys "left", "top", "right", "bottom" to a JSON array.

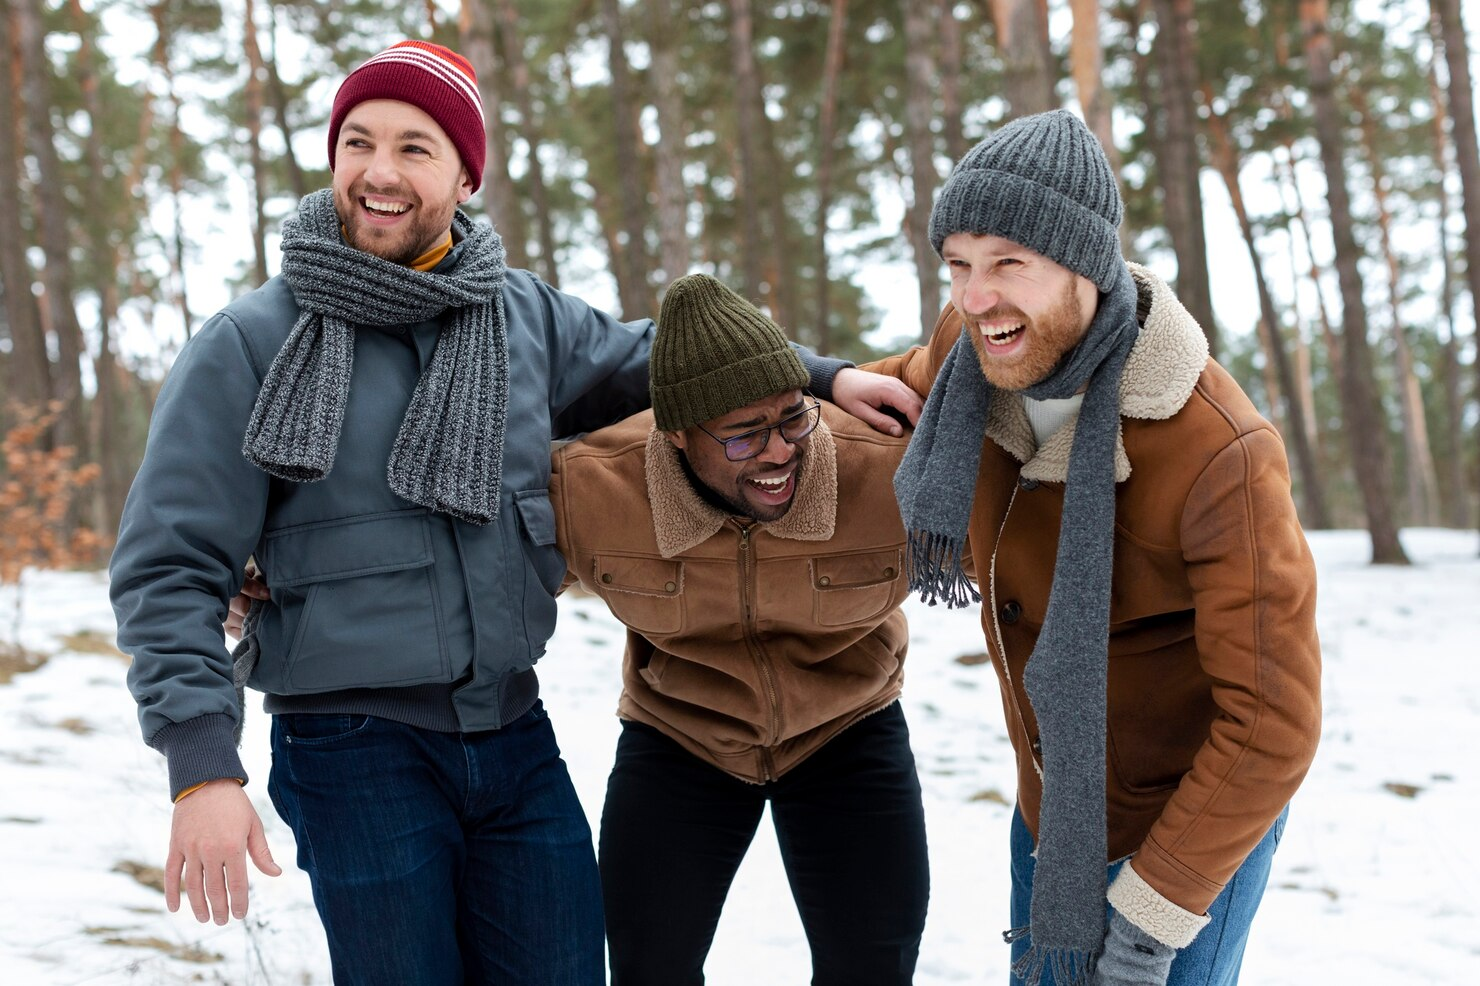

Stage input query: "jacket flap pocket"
[
  {"left": 262, "top": 510, "right": 433, "bottom": 587},
  {"left": 515, "top": 490, "right": 557, "bottom": 546},
  {"left": 812, "top": 549, "right": 902, "bottom": 590},
  {"left": 593, "top": 555, "right": 683, "bottom": 596}
]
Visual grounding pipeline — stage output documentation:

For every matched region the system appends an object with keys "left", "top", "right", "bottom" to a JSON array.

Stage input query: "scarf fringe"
[
  {"left": 904, "top": 529, "right": 981, "bottom": 608},
  {"left": 1011, "top": 943, "right": 1096, "bottom": 986}
]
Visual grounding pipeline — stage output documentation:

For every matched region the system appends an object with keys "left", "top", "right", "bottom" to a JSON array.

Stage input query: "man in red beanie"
[{"left": 111, "top": 39, "right": 914, "bottom": 986}]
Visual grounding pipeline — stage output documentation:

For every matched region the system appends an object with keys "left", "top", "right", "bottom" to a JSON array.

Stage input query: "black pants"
[{"left": 598, "top": 701, "right": 930, "bottom": 986}]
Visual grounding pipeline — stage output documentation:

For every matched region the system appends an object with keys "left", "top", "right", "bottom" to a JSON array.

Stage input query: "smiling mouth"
[
  {"left": 746, "top": 469, "right": 796, "bottom": 500},
  {"left": 361, "top": 195, "right": 411, "bottom": 218},
  {"left": 980, "top": 322, "right": 1026, "bottom": 348}
]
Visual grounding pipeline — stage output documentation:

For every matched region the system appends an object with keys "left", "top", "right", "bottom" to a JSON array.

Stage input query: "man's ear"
[
  {"left": 456, "top": 168, "right": 474, "bottom": 204},
  {"left": 665, "top": 430, "right": 688, "bottom": 451}
]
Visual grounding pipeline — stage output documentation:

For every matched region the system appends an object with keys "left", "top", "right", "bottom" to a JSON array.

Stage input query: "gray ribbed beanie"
[
  {"left": 929, "top": 109, "right": 1123, "bottom": 292},
  {"left": 651, "top": 274, "right": 808, "bottom": 432}
]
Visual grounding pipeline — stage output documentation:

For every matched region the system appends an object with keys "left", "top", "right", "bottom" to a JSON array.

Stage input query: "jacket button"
[
  {"left": 664, "top": 581, "right": 676, "bottom": 593},
  {"left": 1000, "top": 600, "right": 1022, "bottom": 624},
  {"left": 884, "top": 567, "right": 895, "bottom": 578},
  {"left": 601, "top": 573, "right": 612, "bottom": 584},
  {"left": 1031, "top": 736, "right": 1043, "bottom": 756},
  {"left": 1019, "top": 476, "right": 1039, "bottom": 491},
  {"left": 819, "top": 576, "right": 831, "bottom": 586}
]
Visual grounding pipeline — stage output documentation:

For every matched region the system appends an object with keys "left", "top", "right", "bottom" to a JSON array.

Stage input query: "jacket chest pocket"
[
  {"left": 259, "top": 509, "right": 448, "bottom": 691},
  {"left": 592, "top": 554, "right": 684, "bottom": 636},
  {"left": 811, "top": 548, "right": 905, "bottom": 628}
]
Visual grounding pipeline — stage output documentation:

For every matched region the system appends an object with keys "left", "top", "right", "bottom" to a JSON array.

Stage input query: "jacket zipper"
[
  {"left": 988, "top": 483, "right": 1043, "bottom": 780},
  {"left": 737, "top": 522, "right": 781, "bottom": 778}
]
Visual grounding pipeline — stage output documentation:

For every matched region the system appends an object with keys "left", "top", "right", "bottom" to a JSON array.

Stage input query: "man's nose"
[
  {"left": 364, "top": 148, "right": 401, "bottom": 188},
  {"left": 754, "top": 426, "right": 796, "bottom": 465},
  {"left": 960, "top": 276, "right": 1000, "bottom": 315}
]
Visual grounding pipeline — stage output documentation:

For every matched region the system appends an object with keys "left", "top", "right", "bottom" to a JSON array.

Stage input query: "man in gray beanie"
[{"left": 849, "top": 109, "right": 1322, "bottom": 986}]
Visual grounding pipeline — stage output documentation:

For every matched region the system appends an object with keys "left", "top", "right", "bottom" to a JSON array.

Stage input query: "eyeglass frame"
[{"left": 693, "top": 396, "right": 823, "bottom": 462}]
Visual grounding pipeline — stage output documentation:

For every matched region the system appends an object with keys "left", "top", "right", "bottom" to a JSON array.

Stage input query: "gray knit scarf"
[
  {"left": 242, "top": 188, "right": 510, "bottom": 525},
  {"left": 893, "top": 264, "right": 1140, "bottom": 986}
]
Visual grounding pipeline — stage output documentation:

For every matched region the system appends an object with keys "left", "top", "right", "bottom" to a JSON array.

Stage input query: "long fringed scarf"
[
  {"left": 242, "top": 188, "right": 510, "bottom": 525},
  {"left": 893, "top": 265, "right": 1141, "bottom": 986}
]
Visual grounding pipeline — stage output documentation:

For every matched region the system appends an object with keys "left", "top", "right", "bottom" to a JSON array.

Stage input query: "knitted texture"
[
  {"left": 929, "top": 109, "right": 1122, "bottom": 292},
  {"left": 329, "top": 40, "right": 486, "bottom": 190},
  {"left": 650, "top": 274, "right": 808, "bottom": 432},
  {"left": 1090, "top": 910, "right": 1177, "bottom": 986},
  {"left": 242, "top": 188, "right": 509, "bottom": 525}
]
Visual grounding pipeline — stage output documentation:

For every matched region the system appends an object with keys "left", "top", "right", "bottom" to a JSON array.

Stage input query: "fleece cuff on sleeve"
[
  {"left": 1106, "top": 861, "right": 1211, "bottom": 950},
  {"left": 149, "top": 713, "right": 249, "bottom": 802}
]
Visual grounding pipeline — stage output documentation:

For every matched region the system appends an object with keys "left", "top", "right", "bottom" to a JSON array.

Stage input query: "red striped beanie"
[{"left": 329, "top": 40, "right": 486, "bottom": 191}]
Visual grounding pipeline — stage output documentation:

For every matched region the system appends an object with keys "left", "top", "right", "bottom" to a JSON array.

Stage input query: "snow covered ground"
[{"left": 1, "top": 529, "right": 1476, "bottom": 985}]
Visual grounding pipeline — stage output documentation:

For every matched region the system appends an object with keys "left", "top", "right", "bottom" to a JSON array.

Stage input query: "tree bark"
[
  {"left": 1352, "top": 84, "right": 1441, "bottom": 528},
  {"left": 264, "top": 0, "right": 306, "bottom": 202},
  {"left": 458, "top": 0, "right": 529, "bottom": 270},
  {"left": 814, "top": 0, "right": 849, "bottom": 354},
  {"left": 647, "top": 0, "right": 692, "bottom": 284},
  {"left": 904, "top": 0, "right": 942, "bottom": 341},
  {"left": 243, "top": 0, "right": 271, "bottom": 286},
  {"left": 600, "top": 0, "right": 653, "bottom": 319},
  {"left": 149, "top": 3, "right": 193, "bottom": 340},
  {"left": 1432, "top": 0, "right": 1480, "bottom": 543},
  {"left": 1069, "top": 0, "right": 1131, "bottom": 253},
  {"left": 1201, "top": 97, "right": 1330, "bottom": 528},
  {"left": 494, "top": 0, "right": 560, "bottom": 285},
  {"left": 1149, "top": 0, "right": 1217, "bottom": 357},
  {"left": 1276, "top": 143, "right": 1341, "bottom": 377},
  {"left": 938, "top": 0, "right": 967, "bottom": 162},
  {"left": 728, "top": 0, "right": 765, "bottom": 301},
  {"left": 987, "top": 0, "right": 1056, "bottom": 119},
  {"left": 1300, "top": 0, "right": 1408, "bottom": 564},
  {"left": 12, "top": 0, "right": 90, "bottom": 459},
  {"left": 1427, "top": 14, "right": 1470, "bottom": 529},
  {"left": 0, "top": 7, "right": 49, "bottom": 410}
]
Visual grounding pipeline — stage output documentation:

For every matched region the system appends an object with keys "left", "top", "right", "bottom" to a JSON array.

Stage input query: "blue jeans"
[
  {"left": 1009, "top": 805, "right": 1288, "bottom": 986},
  {"left": 267, "top": 702, "right": 605, "bottom": 986}
]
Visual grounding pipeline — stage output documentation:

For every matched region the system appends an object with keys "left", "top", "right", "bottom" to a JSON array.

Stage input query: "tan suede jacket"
[
  {"left": 866, "top": 264, "right": 1321, "bottom": 944},
  {"left": 550, "top": 403, "right": 912, "bottom": 784}
]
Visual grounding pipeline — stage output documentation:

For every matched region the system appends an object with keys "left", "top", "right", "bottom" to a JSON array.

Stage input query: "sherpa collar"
[
  {"left": 989, "top": 263, "right": 1210, "bottom": 484},
  {"left": 644, "top": 417, "right": 839, "bottom": 558}
]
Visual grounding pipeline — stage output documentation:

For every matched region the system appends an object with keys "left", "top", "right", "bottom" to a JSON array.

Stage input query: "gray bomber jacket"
[{"left": 112, "top": 242, "right": 848, "bottom": 799}]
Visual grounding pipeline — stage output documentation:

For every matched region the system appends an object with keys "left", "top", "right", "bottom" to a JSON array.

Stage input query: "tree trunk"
[
  {"left": 1427, "top": 15, "right": 1470, "bottom": 529},
  {"left": 938, "top": 0, "right": 967, "bottom": 163},
  {"left": 0, "top": 6, "right": 49, "bottom": 410},
  {"left": 1432, "top": 0, "right": 1480, "bottom": 544},
  {"left": 1148, "top": 0, "right": 1216, "bottom": 357},
  {"left": 243, "top": 0, "right": 271, "bottom": 286},
  {"left": 1299, "top": 0, "right": 1408, "bottom": 564},
  {"left": 264, "top": 0, "right": 306, "bottom": 202},
  {"left": 495, "top": 0, "right": 560, "bottom": 285},
  {"left": 12, "top": 0, "right": 90, "bottom": 460},
  {"left": 600, "top": 0, "right": 653, "bottom": 319},
  {"left": 814, "top": 0, "right": 849, "bottom": 354},
  {"left": 1353, "top": 85, "right": 1441, "bottom": 527},
  {"left": 458, "top": 0, "right": 529, "bottom": 270},
  {"left": 760, "top": 113, "right": 797, "bottom": 330},
  {"left": 904, "top": 0, "right": 942, "bottom": 341},
  {"left": 1201, "top": 96, "right": 1330, "bottom": 528},
  {"left": 1276, "top": 142, "right": 1341, "bottom": 377},
  {"left": 728, "top": 0, "right": 765, "bottom": 302},
  {"left": 987, "top": 0, "right": 1056, "bottom": 119},
  {"left": 647, "top": 0, "right": 692, "bottom": 284},
  {"left": 1069, "top": 0, "right": 1131, "bottom": 254}
]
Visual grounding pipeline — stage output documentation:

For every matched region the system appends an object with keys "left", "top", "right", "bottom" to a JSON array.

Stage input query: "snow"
[{"left": 1, "top": 528, "right": 1477, "bottom": 984}]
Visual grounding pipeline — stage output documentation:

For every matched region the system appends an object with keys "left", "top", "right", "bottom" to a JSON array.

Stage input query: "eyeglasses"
[{"left": 696, "top": 401, "right": 822, "bottom": 462}]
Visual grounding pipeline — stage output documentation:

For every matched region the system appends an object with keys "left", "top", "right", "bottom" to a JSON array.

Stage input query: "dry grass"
[
  {"left": 0, "top": 642, "right": 50, "bottom": 685},
  {"left": 58, "top": 629, "right": 126, "bottom": 659}
]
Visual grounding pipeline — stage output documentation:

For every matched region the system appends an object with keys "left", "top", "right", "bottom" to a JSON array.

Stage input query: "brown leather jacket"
[
  {"left": 867, "top": 264, "right": 1321, "bottom": 939},
  {"left": 550, "top": 403, "right": 911, "bottom": 784}
]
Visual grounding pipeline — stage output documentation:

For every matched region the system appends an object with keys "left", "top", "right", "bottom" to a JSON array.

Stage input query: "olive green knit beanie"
[{"left": 650, "top": 274, "right": 808, "bottom": 432}]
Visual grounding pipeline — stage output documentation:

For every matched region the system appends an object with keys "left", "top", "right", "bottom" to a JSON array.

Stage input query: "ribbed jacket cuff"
[
  {"left": 796, "top": 347, "right": 853, "bottom": 403},
  {"left": 1106, "top": 861, "right": 1210, "bottom": 949},
  {"left": 149, "top": 713, "right": 248, "bottom": 802}
]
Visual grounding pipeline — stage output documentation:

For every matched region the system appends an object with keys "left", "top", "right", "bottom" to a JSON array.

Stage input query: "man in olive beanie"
[
  {"left": 856, "top": 109, "right": 1322, "bottom": 986},
  {"left": 550, "top": 273, "right": 929, "bottom": 984}
]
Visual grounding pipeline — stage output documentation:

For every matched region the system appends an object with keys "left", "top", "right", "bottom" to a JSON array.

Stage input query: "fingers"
[
  {"left": 182, "top": 855, "right": 211, "bottom": 922},
  {"left": 225, "top": 848, "right": 250, "bottom": 921},
  {"left": 247, "top": 819, "right": 283, "bottom": 878},
  {"left": 204, "top": 854, "right": 231, "bottom": 925},
  {"left": 241, "top": 576, "right": 271, "bottom": 600},
  {"left": 852, "top": 405, "right": 905, "bottom": 437},
  {"left": 164, "top": 846, "right": 184, "bottom": 913}
]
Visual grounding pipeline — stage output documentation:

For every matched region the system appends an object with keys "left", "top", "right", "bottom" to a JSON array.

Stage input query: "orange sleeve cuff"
[{"left": 173, "top": 778, "right": 246, "bottom": 803}]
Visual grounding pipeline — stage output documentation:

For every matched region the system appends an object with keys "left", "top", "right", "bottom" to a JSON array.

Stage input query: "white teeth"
[
  {"left": 750, "top": 472, "right": 792, "bottom": 491},
  {"left": 981, "top": 323, "right": 1024, "bottom": 346},
  {"left": 364, "top": 198, "right": 410, "bottom": 214}
]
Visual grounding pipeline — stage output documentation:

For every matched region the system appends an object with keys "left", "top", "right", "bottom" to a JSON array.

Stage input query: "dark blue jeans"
[
  {"left": 267, "top": 702, "right": 604, "bottom": 986},
  {"left": 1009, "top": 804, "right": 1288, "bottom": 986},
  {"left": 598, "top": 702, "right": 929, "bottom": 986}
]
